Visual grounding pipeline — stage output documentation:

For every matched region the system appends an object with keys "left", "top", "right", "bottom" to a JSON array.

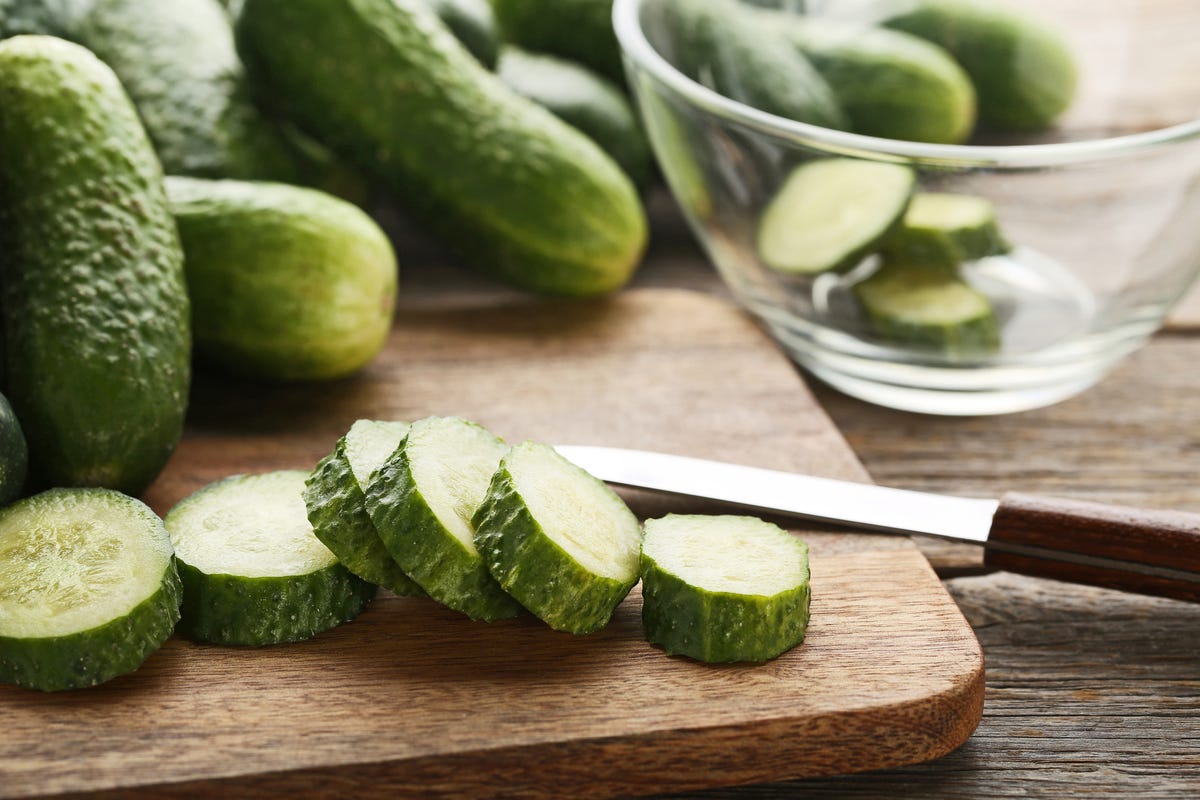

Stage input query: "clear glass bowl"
[{"left": 614, "top": 0, "right": 1200, "bottom": 414}]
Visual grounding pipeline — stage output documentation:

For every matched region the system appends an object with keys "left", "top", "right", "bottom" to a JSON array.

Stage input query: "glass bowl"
[{"left": 614, "top": 0, "right": 1200, "bottom": 415}]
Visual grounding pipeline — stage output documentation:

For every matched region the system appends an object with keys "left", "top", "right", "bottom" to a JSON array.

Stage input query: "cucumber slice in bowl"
[
  {"left": 167, "top": 471, "right": 376, "bottom": 646},
  {"left": 0, "top": 489, "right": 182, "bottom": 691},
  {"left": 305, "top": 420, "right": 423, "bottom": 597},
  {"left": 472, "top": 442, "right": 641, "bottom": 635},
  {"left": 758, "top": 158, "right": 916, "bottom": 275},
  {"left": 882, "top": 192, "right": 1010, "bottom": 269},
  {"left": 365, "top": 417, "right": 522, "bottom": 622},
  {"left": 640, "top": 515, "right": 810, "bottom": 663}
]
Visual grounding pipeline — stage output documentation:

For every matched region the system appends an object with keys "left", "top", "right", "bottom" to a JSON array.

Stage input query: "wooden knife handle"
[{"left": 985, "top": 492, "right": 1200, "bottom": 602}]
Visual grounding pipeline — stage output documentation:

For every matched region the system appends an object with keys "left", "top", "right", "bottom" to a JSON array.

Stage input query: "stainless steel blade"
[{"left": 555, "top": 445, "right": 998, "bottom": 543}]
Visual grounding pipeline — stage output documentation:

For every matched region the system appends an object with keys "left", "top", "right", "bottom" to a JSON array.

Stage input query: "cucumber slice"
[
  {"left": 0, "top": 489, "right": 181, "bottom": 691},
  {"left": 640, "top": 515, "right": 810, "bottom": 663},
  {"left": 854, "top": 262, "right": 1001, "bottom": 355},
  {"left": 167, "top": 471, "right": 376, "bottom": 646},
  {"left": 472, "top": 441, "right": 641, "bottom": 634},
  {"left": 305, "top": 420, "right": 423, "bottom": 597},
  {"left": 882, "top": 192, "right": 1010, "bottom": 269},
  {"left": 758, "top": 158, "right": 916, "bottom": 275},
  {"left": 365, "top": 417, "right": 521, "bottom": 622}
]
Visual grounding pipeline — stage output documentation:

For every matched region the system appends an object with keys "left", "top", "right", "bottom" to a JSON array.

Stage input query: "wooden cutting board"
[{"left": 0, "top": 289, "right": 983, "bottom": 799}]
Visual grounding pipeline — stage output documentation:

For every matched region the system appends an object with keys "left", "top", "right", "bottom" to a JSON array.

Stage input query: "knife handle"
[{"left": 985, "top": 492, "right": 1200, "bottom": 602}]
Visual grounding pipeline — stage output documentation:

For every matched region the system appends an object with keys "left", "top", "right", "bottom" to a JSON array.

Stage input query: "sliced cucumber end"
[{"left": 882, "top": 192, "right": 1010, "bottom": 267}]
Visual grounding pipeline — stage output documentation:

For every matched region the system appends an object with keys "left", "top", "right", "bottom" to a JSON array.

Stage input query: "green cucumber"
[
  {"left": 0, "top": 0, "right": 84, "bottom": 36},
  {"left": 879, "top": 0, "right": 1077, "bottom": 131},
  {"left": 854, "top": 262, "right": 1001, "bottom": 355},
  {"left": 497, "top": 46, "right": 653, "bottom": 189},
  {"left": 0, "top": 36, "right": 190, "bottom": 493},
  {"left": 365, "top": 417, "right": 522, "bottom": 622},
  {"left": 166, "top": 177, "right": 396, "bottom": 381},
  {"left": 305, "top": 420, "right": 423, "bottom": 596},
  {"left": 472, "top": 441, "right": 641, "bottom": 634},
  {"left": 491, "top": 0, "right": 625, "bottom": 85},
  {"left": 882, "top": 192, "right": 1010, "bottom": 269},
  {"left": 237, "top": 0, "right": 647, "bottom": 297},
  {"left": 758, "top": 158, "right": 916, "bottom": 275},
  {"left": 640, "top": 514, "right": 811, "bottom": 663},
  {"left": 166, "top": 471, "right": 376, "bottom": 646},
  {"left": 425, "top": 0, "right": 498, "bottom": 68},
  {"left": 0, "top": 393, "right": 27, "bottom": 506},
  {"left": 0, "top": 489, "right": 182, "bottom": 691}
]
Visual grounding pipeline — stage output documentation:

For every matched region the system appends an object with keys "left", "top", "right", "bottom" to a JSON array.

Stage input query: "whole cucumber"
[
  {"left": 236, "top": 0, "right": 647, "bottom": 297},
  {"left": 492, "top": 0, "right": 624, "bottom": 85},
  {"left": 0, "top": 36, "right": 190, "bottom": 493},
  {"left": 424, "top": 0, "right": 498, "bottom": 68},
  {"left": 0, "top": 393, "right": 27, "bottom": 505}
]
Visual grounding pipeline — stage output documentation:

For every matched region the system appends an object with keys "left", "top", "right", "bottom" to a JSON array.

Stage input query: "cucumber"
[
  {"left": 364, "top": 417, "right": 522, "bottom": 622},
  {"left": 491, "top": 0, "right": 625, "bottom": 85},
  {"left": 497, "top": 46, "right": 653, "bottom": 189},
  {"left": 166, "top": 177, "right": 396, "bottom": 381},
  {"left": 768, "top": 13, "right": 977, "bottom": 144},
  {"left": 0, "top": 36, "right": 190, "bottom": 494},
  {"left": 882, "top": 192, "right": 1010, "bottom": 269},
  {"left": 305, "top": 420, "right": 423, "bottom": 597},
  {"left": 0, "top": 489, "right": 182, "bottom": 691},
  {"left": 0, "top": 0, "right": 84, "bottom": 36},
  {"left": 758, "top": 158, "right": 916, "bottom": 275},
  {"left": 879, "top": 0, "right": 1077, "bottom": 131},
  {"left": 166, "top": 471, "right": 376, "bottom": 646},
  {"left": 472, "top": 441, "right": 641, "bottom": 634},
  {"left": 640, "top": 515, "right": 811, "bottom": 663},
  {"left": 425, "top": 0, "right": 498, "bottom": 68},
  {"left": 0, "top": 393, "right": 27, "bottom": 506},
  {"left": 236, "top": 0, "right": 647, "bottom": 297},
  {"left": 854, "top": 262, "right": 1001, "bottom": 355}
]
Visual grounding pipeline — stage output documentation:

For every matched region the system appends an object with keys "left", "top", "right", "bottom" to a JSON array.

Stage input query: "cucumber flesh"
[
  {"left": 0, "top": 488, "right": 181, "bottom": 691},
  {"left": 882, "top": 192, "right": 1010, "bottom": 268},
  {"left": 473, "top": 441, "right": 641, "bottom": 634},
  {"left": 758, "top": 158, "right": 916, "bottom": 275},
  {"left": 640, "top": 514, "right": 810, "bottom": 663}
]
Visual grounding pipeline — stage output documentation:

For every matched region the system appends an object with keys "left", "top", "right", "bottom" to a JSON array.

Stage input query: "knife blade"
[{"left": 555, "top": 445, "right": 1200, "bottom": 602}]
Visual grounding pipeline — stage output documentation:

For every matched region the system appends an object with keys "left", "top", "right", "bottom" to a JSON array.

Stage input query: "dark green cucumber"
[
  {"left": 0, "top": 489, "right": 181, "bottom": 691},
  {"left": 491, "top": 0, "right": 624, "bottom": 85},
  {"left": 425, "top": 0, "right": 498, "bottom": 68},
  {"left": 237, "top": 0, "right": 647, "bottom": 297},
  {"left": 882, "top": 192, "right": 1010, "bottom": 269},
  {"left": 0, "top": 36, "right": 190, "bottom": 493},
  {"left": 166, "top": 177, "right": 396, "bottom": 381},
  {"left": 472, "top": 441, "right": 641, "bottom": 634},
  {"left": 0, "top": 393, "right": 27, "bottom": 505}
]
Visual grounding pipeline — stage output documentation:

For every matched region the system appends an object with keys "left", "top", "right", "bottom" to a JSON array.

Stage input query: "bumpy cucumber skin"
[
  {"left": 425, "top": 0, "right": 498, "bottom": 68},
  {"left": 0, "top": 561, "right": 181, "bottom": 692},
  {"left": 472, "top": 463, "right": 637, "bottom": 635},
  {"left": 491, "top": 0, "right": 624, "bottom": 85},
  {"left": 0, "top": 0, "right": 84, "bottom": 36},
  {"left": 881, "top": 0, "right": 1076, "bottom": 131},
  {"left": 0, "top": 36, "right": 190, "bottom": 494},
  {"left": 237, "top": 0, "right": 646, "bottom": 297},
  {"left": 166, "top": 177, "right": 396, "bottom": 381},
  {"left": 305, "top": 434, "right": 423, "bottom": 597},
  {"left": 0, "top": 393, "right": 27, "bottom": 506}
]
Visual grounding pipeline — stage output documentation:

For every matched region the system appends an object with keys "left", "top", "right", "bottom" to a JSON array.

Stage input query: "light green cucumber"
[
  {"left": 0, "top": 394, "right": 27, "bottom": 506},
  {"left": 758, "top": 158, "right": 916, "bottom": 275},
  {"left": 237, "top": 0, "right": 646, "bottom": 297},
  {"left": 166, "top": 177, "right": 396, "bottom": 381},
  {"left": 167, "top": 471, "right": 376, "bottom": 646},
  {"left": 879, "top": 0, "right": 1077, "bottom": 131},
  {"left": 305, "top": 420, "right": 423, "bottom": 596},
  {"left": 640, "top": 514, "right": 811, "bottom": 663},
  {"left": 0, "top": 36, "right": 190, "bottom": 494},
  {"left": 0, "top": 489, "right": 182, "bottom": 691},
  {"left": 365, "top": 417, "right": 522, "bottom": 622},
  {"left": 472, "top": 441, "right": 641, "bottom": 634},
  {"left": 882, "top": 192, "right": 1010, "bottom": 269},
  {"left": 425, "top": 0, "right": 498, "bottom": 68},
  {"left": 491, "top": 0, "right": 624, "bottom": 85}
]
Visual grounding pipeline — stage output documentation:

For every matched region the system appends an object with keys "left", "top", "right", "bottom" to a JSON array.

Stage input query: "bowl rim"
[{"left": 612, "top": 0, "right": 1200, "bottom": 169}]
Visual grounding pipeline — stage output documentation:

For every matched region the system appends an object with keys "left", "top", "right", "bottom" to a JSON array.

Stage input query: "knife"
[{"left": 555, "top": 445, "right": 1200, "bottom": 603}]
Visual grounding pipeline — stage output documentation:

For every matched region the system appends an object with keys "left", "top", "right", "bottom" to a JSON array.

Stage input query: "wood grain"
[{"left": 0, "top": 289, "right": 983, "bottom": 799}]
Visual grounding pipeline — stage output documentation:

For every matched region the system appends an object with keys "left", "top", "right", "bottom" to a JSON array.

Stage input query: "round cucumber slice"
[
  {"left": 758, "top": 158, "right": 916, "bottom": 275},
  {"left": 305, "top": 420, "right": 423, "bottom": 596},
  {"left": 0, "top": 489, "right": 181, "bottom": 691},
  {"left": 365, "top": 417, "right": 521, "bottom": 622},
  {"left": 167, "top": 471, "right": 376, "bottom": 646},
  {"left": 882, "top": 192, "right": 1010, "bottom": 269},
  {"left": 640, "top": 514, "right": 811, "bottom": 663},
  {"left": 472, "top": 441, "right": 641, "bottom": 634}
]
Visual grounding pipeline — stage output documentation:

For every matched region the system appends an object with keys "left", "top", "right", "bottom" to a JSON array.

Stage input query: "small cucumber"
[
  {"left": 364, "top": 417, "right": 522, "bottom": 622},
  {"left": 305, "top": 420, "right": 423, "bottom": 597},
  {"left": 424, "top": 0, "right": 498, "bottom": 68},
  {"left": 166, "top": 177, "right": 396, "bottom": 382},
  {"left": 758, "top": 158, "right": 916, "bottom": 275},
  {"left": 0, "top": 393, "right": 27, "bottom": 506},
  {"left": 0, "top": 489, "right": 182, "bottom": 691},
  {"left": 491, "top": 0, "right": 625, "bottom": 85},
  {"left": 166, "top": 471, "right": 376, "bottom": 646},
  {"left": 472, "top": 442, "right": 641, "bottom": 634},
  {"left": 640, "top": 515, "right": 811, "bottom": 663},
  {"left": 882, "top": 193, "right": 1010, "bottom": 269}
]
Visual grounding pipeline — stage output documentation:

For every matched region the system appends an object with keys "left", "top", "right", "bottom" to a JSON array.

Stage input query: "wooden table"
[{"left": 395, "top": 189, "right": 1200, "bottom": 798}]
